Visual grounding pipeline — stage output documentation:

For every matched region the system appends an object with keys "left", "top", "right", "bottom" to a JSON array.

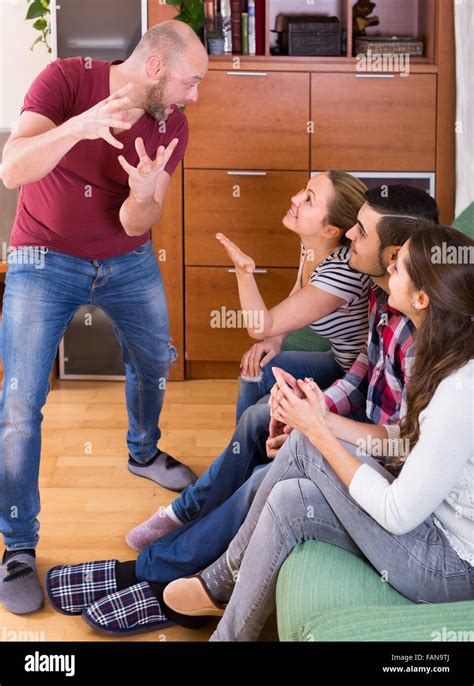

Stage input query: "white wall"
[
  {"left": 454, "top": 0, "right": 474, "bottom": 216},
  {"left": 0, "top": 0, "right": 50, "bottom": 130}
]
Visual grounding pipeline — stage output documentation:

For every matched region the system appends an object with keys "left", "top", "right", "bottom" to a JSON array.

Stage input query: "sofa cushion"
[
  {"left": 453, "top": 201, "right": 474, "bottom": 239},
  {"left": 302, "top": 601, "right": 474, "bottom": 641},
  {"left": 276, "top": 541, "right": 411, "bottom": 641},
  {"left": 281, "top": 326, "right": 331, "bottom": 353}
]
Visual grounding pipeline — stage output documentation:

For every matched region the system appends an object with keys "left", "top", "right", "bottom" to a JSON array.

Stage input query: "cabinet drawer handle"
[
  {"left": 354, "top": 74, "right": 395, "bottom": 78},
  {"left": 227, "top": 171, "right": 267, "bottom": 176},
  {"left": 226, "top": 71, "right": 268, "bottom": 77},
  {"left": 228, "top": 268, "right": 268, "bottom": 274}
]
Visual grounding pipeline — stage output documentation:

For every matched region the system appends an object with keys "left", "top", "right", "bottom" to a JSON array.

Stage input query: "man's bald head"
[
  {"left": 132, "top": 19, "right": 206, "bottom": 65},
  {"left": 124, "top": 20, "right": 208, "bottom": 121}
]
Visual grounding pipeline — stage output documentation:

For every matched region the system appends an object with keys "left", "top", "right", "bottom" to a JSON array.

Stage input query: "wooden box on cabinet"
[
  {"left": 184, "top": 170, "right": 305, "bottom": 267},
  {"left": 184, "top": 71, "right": 310, "bottom": 170}
]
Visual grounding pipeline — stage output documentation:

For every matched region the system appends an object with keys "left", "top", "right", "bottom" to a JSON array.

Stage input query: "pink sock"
[{"left": 125, "top": 508, "right": 182, "bottom": 552}]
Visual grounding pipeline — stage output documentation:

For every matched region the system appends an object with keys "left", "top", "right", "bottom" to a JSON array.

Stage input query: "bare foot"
[{"left": 216, "top": 233, "right": 255, "bottom": 273}]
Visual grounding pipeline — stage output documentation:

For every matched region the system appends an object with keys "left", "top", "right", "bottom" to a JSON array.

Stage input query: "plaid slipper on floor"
[
  {"left": 82, "top": 581, "right": 175, "bottom": 636},
  {"left": 46, "top": 560, "right": 118, "bottom": 615}
]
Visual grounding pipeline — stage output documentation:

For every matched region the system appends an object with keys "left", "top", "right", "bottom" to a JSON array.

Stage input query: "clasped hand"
[{"left": 268, "top": 367, "right": 329, "bottom": 441}]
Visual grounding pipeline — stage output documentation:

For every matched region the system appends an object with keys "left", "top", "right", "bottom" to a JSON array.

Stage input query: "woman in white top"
[
  {"left": 216, "top": 170, "right": 371, "bottom": 423},
  {"left": 164, "top": 224, "right": 474, "bottom": 641}
]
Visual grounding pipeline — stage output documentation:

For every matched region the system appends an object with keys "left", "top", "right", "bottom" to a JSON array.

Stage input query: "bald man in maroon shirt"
[{"left": 0, "top": 20, "right": 208, "bottom": 614}]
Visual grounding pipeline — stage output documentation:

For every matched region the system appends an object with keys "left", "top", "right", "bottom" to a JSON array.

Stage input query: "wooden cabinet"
[
  {"left": 184, "top": 71, "right": 310, "bottom": 170},
  {"left": 184, "top": 170, "right": 305, "bottom": 267},
  {"left": 185, "top": 266, "right": 298, "bottom": 362},
  {"left": 311, "top": 73, "right": 437, "bottom": 171},
  {"left": 148, "top": 0, "right": 455, "bottom": 379}
]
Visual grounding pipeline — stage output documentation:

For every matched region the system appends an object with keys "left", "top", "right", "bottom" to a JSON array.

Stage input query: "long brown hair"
[{"left": 400, "top": 225, "right": 474, "bottom": 451}]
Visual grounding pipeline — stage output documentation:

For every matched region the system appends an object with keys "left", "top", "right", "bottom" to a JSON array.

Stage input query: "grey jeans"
[{"left": 210, "top": 429, "right": 474, "bottom": 641}]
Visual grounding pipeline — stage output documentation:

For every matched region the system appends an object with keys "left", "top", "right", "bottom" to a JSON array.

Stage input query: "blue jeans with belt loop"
[{"left": 0, "top": 240, "right": 176, "bottom": 550}]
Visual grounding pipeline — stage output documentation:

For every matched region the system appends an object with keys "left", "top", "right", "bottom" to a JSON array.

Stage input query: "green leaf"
[
  {"left": 30, "top": 34, "right": 44, "bottom": 50},
  {"left": 40, "top": 0, "right": 50, "bottom": 9},
  {"left": 26, "top": 1, "right": 45, "bottom": 20},
  {"left": 33, "top": 18, "right": 47, "bottom": 30}
]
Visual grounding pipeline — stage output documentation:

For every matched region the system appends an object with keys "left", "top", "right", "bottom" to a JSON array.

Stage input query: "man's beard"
[
  {"left": 367, "top": 250, "right": 388, "bottom": 278},
  {"left": 144, "top": 77, "right": 170, "bottom": 121}
]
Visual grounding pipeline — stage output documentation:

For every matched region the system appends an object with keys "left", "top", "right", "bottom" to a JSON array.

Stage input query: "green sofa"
[
  {"left": 276, "top": 541, "right": 474, "bottom": 641},
  {"left": 276, "top": 206, "right": 474, "bottom": 640}
]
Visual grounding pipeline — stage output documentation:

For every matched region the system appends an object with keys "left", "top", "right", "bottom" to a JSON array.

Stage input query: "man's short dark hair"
[
  {"left": 364, "top": 184, "right": 440, "bottom": 252},
  {"left": 365, "top": 184, "right": 440, "bottom": 224}
]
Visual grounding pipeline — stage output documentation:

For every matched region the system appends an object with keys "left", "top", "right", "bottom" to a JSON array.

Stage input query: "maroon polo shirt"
[{"left": 9, "top": 57, "right": 189, "bottom": 259}]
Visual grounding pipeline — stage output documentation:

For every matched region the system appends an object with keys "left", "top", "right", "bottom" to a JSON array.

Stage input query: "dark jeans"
[
  {"left": 136, "top": 399, "right": 272, "bottom": 582},
  {"left": 135, "top": 398, "right": 371, "bottom": 583}
]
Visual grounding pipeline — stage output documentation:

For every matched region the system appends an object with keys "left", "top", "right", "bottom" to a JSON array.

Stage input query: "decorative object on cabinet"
[
  {"left": 206, "top": 12, "right": 226, "bottom": 54},
  {"left": 355, "top": 36, "right": 424, "bottom": 57},
  {"left": 353, "top": 0, "right": 379, "bottom": 37},
  {"left": 286, "top": 16, "right": 342, "bottom": 57}
]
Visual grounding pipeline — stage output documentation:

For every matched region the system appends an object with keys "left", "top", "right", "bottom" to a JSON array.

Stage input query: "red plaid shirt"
[{"left": 324, "top": 285, "right": 416, "bottom": 426}]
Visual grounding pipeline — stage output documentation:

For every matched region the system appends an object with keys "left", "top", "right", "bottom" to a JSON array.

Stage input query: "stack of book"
[{"left": 204, "top": 0, "right": 265, "bottom": 55}]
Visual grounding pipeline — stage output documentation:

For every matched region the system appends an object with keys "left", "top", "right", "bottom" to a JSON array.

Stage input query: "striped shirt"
[
  {"left": 324, "top": 285, "right": 416, "bottom": 426},
  {"left": 298, "top": 245, "right": 370, "bottom": 371}
]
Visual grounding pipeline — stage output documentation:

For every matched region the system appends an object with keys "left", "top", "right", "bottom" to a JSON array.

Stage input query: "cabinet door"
[
  {"left": 185, "top": 170, "right": 306, "bottom": 267},
  {"left": 311, "top": 73, "right": 437, "bottom": 171},
  {"left": 184, "top": 71, "right": 310, "bottom": 170},
  {"left": 185, "top": 267, "right": 298, "bottom": 361}
]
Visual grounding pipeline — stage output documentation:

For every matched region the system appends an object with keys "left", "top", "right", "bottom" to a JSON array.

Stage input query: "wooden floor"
[{"left": 1, "top": 378, "right": 278, "bottom": 642}]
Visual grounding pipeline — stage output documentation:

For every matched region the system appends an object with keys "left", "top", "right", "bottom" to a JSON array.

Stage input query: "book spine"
[
  {"left": 231, "top": 0, "right": 242, "bottom": 53},
  {"left": 248, "top": 0, "right": 256, "bottom": 56},
  {"left": 204, "top": 0, "right": 215, "bottom": 32},
  {"left": 254, "top": 0, "right": 265, "bottom": 55},
  {"left": 221, "top": 0, "right": 233, "bottom": 53},
  {"left": 241, "top": 12, "right": 249, "bottom": 55}
]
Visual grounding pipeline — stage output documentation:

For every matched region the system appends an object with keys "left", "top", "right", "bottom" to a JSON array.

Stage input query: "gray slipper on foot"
[
  {"left": 128, "top": 450, "right": 198, "bottom": 492},
  {"left": 0, "top": 552, "right": 44, "bottom": 615}
]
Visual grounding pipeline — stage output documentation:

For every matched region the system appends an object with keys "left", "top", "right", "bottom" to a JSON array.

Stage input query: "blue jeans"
[
  {"left": 0, "top": 240, "right": 176, "bottom": 550},
  {"left": 172, "top": 350, "right": 344, "bottom": 524},
  {"left": 137, "top": 401, "right": 371, "bottom": 583},
  {"left": 235, "top": 350, "right": 344, "bottom": 423},
  {"left": 212, "top": 430, "right": 474, "bottom": 641},
  {"left": 171, "top": 397, "right": 271, "bottom": 523},
  {"left": 136, "top": 464, "right": 269, "bottom": 583}
]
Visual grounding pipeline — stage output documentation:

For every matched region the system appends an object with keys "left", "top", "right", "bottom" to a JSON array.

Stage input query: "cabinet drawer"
[
  {"left": 185, "top": 266, "right": 297, "bottom": 361},
  {"left": 184, "top": 71, "right": 310, "bottom": 170},
  {"left": 311, "top": 73, "right": 436, "bottom": 171},
  {"left": 184, "top": 170, "right": 305, "bottom": 266}
]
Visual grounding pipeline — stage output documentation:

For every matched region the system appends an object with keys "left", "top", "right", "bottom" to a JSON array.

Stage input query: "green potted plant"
[
  {"left": 25, "top": 0, "right": 51, "bottom": 52},
  {"left": 165, "top": 0, "right": 206, "bottom": 35}
]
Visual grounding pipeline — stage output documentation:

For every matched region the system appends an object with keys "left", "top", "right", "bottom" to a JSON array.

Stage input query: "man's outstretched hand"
[
  {"left": 118, "top": 137, "right": 179, "bottom": 204},
  {"left": 67, "top": 82, "right": 135, "bottom": 149}
]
